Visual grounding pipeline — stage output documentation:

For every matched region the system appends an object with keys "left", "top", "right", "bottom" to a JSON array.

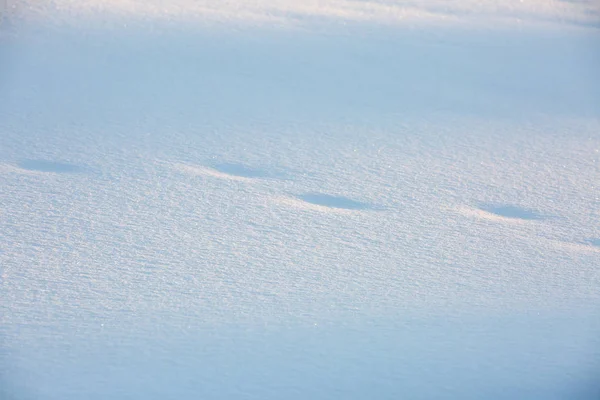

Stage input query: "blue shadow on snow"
[
  {"left": 18, "top": 160, "right": 83, "bottom": 173},
  {"left": 479, "top": 204, "right": 544, "bottom": 220}
]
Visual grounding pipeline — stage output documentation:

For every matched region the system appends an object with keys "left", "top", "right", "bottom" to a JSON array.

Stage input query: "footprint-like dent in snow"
[
  {"left": 277, "top": 194, "right": 372, "bottom": 214},
  {"left": 174, "top": 162, "right": 279, "bottom": 181},
  {"left": 17, "top": 160, "right": 83, "bottom": 174},
  {"left": 549, "top": 239, "right": 600, "bottom": 254},
  {"left": 478, "top": 204, "right": 544, "bottom": 221},
  {"left": 586, "top": 239, "right": 600, "bottom": 247},
  {"left": 297, "top": 193, "right": 371, "bottom": 210},
  {"left": 211, "top": 163, "right": 270, "bottom": 179},
  {"left": 458, "top": 204, "right": 545, "bottom": 223}
]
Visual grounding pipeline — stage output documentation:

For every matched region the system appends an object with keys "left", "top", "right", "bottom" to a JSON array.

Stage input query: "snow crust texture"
[{"left": 1, "top": 1, "right": 599, "bottom": 399}]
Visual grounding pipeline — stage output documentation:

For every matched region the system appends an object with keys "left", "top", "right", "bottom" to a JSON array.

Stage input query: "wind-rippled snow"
[{"left": 1, "top": 1, "right": 599, "bottom": 399}]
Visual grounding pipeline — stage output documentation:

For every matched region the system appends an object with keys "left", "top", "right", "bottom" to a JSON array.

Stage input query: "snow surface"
[{"left": 1, "top": 1, "right": 600, "bottom": 399}]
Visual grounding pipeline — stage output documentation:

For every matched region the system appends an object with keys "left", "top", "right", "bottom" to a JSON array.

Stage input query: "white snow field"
[{"left": 1, "top": 0, "right": 600, "bottom": 399}]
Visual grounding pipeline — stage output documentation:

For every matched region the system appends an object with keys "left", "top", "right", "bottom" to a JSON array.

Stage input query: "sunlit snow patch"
[
  {"left": 0, "top": 160, "right": 83, "bottom": 174},
  {"left": 19, "top": 0, "right": 600, "bottom": 30}
]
